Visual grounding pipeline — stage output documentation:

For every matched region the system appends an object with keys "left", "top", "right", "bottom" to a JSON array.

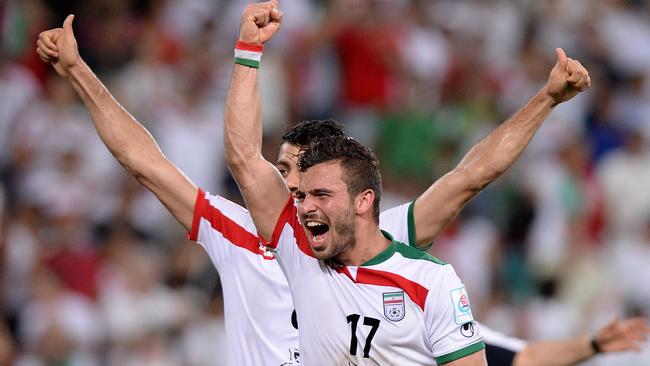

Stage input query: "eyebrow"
[{"left": 310, "top": 188, "right": 334, "bottom": 195}]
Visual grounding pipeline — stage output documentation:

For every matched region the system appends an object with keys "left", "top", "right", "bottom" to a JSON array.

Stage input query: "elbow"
[
  {"left": 225, "top": 148, "right": 250, "bottom": 175},
  {"left": 454, "top": 162, "right": 506, "bottom": 192}
]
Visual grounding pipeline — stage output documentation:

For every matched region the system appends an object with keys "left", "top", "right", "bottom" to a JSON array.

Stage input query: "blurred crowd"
[{"left": 1, "top": 0, "right": 650, "bottom": 365}]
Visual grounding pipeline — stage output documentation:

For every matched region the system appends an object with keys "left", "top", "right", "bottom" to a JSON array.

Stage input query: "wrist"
[
  {"left": 590, "top": 334, "right": 603, "bottom": 354},
  {"left": 66, "top": 58, "right": 86, "bottom": 79},
  {"left": 539, "top": 85, "right": 560, "bottom": 108},
  {"left": 234, "top": 41, "right": 264, "bottom": 69}
]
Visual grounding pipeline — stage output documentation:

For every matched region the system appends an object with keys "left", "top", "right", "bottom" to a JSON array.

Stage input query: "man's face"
[
  {"left": 295, "top": 161, "right": 356, "bottom": 260},
  {"left": 275, "top": 142, "right": 302, "bottom": 194}
]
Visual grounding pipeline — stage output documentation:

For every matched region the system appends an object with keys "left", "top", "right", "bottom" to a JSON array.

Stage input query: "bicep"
[{"left": 413, "top": 170, "right": 477, "bottom": 247}]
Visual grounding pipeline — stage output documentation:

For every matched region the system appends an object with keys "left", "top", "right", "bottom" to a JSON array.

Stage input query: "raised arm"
[
  {"left": 412, "top": 48, "right": 590, "bottom": 248},
  {"left": 224, "top": 1, "right": 286, "bottom": 241},
  {"left": 514, "top": 317, "right": 650, "bottom": 366},
  {"left": 36, "top": 15, "right": 197, "bottom": 230}
]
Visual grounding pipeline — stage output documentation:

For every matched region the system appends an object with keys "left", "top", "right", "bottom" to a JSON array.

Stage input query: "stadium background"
[{"left": 1, "top": 0, "right": 650, "bottom": 364}]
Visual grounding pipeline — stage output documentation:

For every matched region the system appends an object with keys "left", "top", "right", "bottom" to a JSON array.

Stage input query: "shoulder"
[{"left": 391, "top": 240, "right": 446, "bottom": 266}]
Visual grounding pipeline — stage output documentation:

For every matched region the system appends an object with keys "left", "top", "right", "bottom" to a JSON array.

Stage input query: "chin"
[{"left": 310, "top": 246, "right": 333, "bottom": 260}]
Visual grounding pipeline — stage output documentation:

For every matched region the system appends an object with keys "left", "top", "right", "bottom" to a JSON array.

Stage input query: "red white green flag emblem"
[{"left": 383, "top": 291, "right": 405, "bottom": 321}]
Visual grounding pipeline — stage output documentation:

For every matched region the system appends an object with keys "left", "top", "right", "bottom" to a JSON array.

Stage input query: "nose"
[
  {"left": 300, "top": 196, "right": 317, "bottom": 215},
  {"left": 286, "top": 171, "right": 299, "bottom": 194}
]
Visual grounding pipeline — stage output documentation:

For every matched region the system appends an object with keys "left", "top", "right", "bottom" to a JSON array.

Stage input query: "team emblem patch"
[
  {"left": 450, "top": 286, "right": 474, "bottom": 324},
  {"left": 383, "top": 291, "right": 405, "bottom": 322}
]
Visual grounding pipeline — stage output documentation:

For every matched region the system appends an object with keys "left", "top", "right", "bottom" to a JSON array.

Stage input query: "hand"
[
  {"left": 595, "top": 316, "right": 650, "bottom": 353},
  {"left": 36, "top": 14, "right": 80, "bottom": 78},
  {"left": 544, "top": 48, "right": 591, "bottom": 105},
  {"left": 238, "top": 0, "right": 283, "bottom": 45}
]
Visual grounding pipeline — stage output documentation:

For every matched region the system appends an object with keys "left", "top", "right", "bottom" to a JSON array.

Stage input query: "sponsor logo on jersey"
[
  {"left": 450, "top": 286, "right": 474, "bottom": 324},
  {"left": 258, "top": 243, "right": 275, "bottom": 259},
  {"left": 383, "top": 291, "right": 405, "bottom": 321},
  {"left": 460, "top": 322, "right": 475, "bottom": 338}
]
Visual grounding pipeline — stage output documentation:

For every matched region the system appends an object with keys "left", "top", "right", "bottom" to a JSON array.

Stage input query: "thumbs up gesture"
[
  {"left": 36, "top": 14, "right": 80, "bottom": 78},
  {"left": 545, "top": 48, "right": 591, "bottom": 105}
]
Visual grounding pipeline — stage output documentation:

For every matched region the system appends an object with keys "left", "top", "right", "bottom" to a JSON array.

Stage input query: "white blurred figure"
[
  {"left": 427, "top": 0, "right": 524, "bottom": 70},
  {"left": 111, "top": 20, "right": 177, "bottom": 128},
  {"left": 399, "top": 0, "right": 450, "bottom": 106},
  {"left": 10, "top": 77, "right": 102, "bottom": 220},
  {"left": 0, "top": 51, "right": 40, "bottom": 169},
  {"left": 2, "top": 204, "right": 41, "bottom": 322},
  {"left": 596, "top": 0, "right": 650, "bottom": 75},
  {"left": 99, "top": 245, "right": 193, "bottom": 346},
  {"left": 128, "top": 46, "right": 226, "bottom": 234},
  {"left": 597, "top": 130, "right": 650, "bottom": 239},
  {"left": 611, "top": 73, "right": 650, "bottom": 144},
  {"left": 16, "top": 269, "right": 103, "bottom": 366},
  {"left": 523, "top": 278, "right": 579, "bottom": 341},
  {"left": 181, "top": 294, "right": 227, "bottom": 366}
]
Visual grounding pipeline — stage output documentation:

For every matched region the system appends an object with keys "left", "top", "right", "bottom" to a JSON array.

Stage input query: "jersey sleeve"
[
  {"left": 425, "top": 264, "right": 484, "bottom": 365},
  {"left": 379, "top": 202, "right": 415, "bottom": 246},
  {"left": 188, "top": 189, "right": 266, "bottom": 269},
  {"left": 380, "top": 202, "right": 434, "bottom": 250},
  {"left": 265, "top": 195, "right": 315, "bottom": 281}
]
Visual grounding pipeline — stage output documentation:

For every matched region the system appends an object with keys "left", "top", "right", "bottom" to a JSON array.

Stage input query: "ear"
[{"left": 355, "top": 189, "right": 376, "bottom": 217}]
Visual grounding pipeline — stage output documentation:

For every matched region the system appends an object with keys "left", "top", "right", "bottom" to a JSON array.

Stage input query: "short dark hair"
[
  {"left": 281, "top": 120, "right": 345, "bottom": 148},
  {"left": 298, "top": 136, "right": 382, "bottom": 223}
]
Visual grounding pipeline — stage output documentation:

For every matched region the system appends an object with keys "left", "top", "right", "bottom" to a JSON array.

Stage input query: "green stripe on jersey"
[
  {"left": 362, "top": 231, "right": 446, "bottom": 266},
  {"left": 407, "top": 201, "right": 417, "bottom": 246},
  {"left": 408, "top": 201, "right": 433, "bottom": 250},
  {"left": 435, "top": 341, "right": 485, "bottom": 365},
  {"left": 394, "top": 241, "right": 446, "bottom": 265}
]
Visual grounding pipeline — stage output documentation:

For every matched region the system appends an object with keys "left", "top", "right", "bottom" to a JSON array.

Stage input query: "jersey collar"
[{"left": 361, "top": 230, "right": 398, "bottom": 266}]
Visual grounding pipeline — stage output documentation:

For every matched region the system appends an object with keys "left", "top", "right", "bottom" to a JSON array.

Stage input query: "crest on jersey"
[
  {"left": 450, "top": 286, "right": 474, "bottom": 324},
  {"left": 383, "top": 291, "right": 405, "bottom": 321}
]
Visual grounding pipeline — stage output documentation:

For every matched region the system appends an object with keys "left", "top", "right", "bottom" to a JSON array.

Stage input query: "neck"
[{"left": 336, "top": 219, "right": 390, "bottom": 266}]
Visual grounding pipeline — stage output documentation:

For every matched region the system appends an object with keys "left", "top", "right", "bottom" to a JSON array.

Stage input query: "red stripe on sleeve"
[
  {"left": 189, "top": 189, "right": 273, "bottom": 260},
  {"left": 267, "top": 196, "right": 314, "bottom": 258},
  {"left": 236, "top": 41, "right": 264, "bottom": 52},
  {"left": 187, "top": 188, "right": 206, "bottom": 241},
  {"left": 356, "top": 268, "right": 429, "bottom": 311}
]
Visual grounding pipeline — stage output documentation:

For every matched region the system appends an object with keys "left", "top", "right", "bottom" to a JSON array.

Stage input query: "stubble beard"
[{"left": 317, "top": 206, "right": 356, "bottom": 263}]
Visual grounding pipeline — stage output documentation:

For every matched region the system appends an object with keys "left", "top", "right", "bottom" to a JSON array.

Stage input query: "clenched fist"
[{"left": 239, "top": 0, "right": 283, "bottom": 45}]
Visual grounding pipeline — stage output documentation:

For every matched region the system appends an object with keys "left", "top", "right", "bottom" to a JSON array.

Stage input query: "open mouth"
[{"left": 305, "top": 221, "right": 330, "bottom": 244}]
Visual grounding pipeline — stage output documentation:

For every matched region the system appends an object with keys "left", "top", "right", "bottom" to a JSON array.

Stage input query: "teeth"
[{"left": 306, "top": 222, "right": 325, "bottom": 227}]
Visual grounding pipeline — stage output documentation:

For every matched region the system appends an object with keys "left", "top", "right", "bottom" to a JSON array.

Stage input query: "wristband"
[
  {"left": 234, "top": 41, "right": 264, "bottom": 68},
  {"left": 590, "top": 335, "right": 602, "bottom": 354}
]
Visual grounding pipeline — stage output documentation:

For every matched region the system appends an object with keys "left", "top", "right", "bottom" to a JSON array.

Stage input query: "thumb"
[
  {"left": 63, "top": 14, "right": 75, "bottom": 37},
  {"left": 555, "top": 47, "right": 567, "bottom": 69}
]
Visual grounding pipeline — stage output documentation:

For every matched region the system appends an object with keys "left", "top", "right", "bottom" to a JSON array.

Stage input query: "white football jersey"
[
  {"left": 189, "top": 190, "right": 300, "bottom": 365},
  {"left": 266, "top": 196, "right": 484, "bottom": 365},
  {"left": 190, "top": 191, "right": 489, "bottom": 365}
]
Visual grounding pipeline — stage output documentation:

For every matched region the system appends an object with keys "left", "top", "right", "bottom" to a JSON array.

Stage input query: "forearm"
[
  {"left": 224, "top": 64, "right": 264, "bottom": 188},
  {"left": 412, "top": 88, "right": 556, "bottom": 247},
  {"left": 67, "top": 60, "right": 164, "bottom": 175},
  {"left": 224, "top": 63, "right": 289, "bottom": 240},
  {"left": 455, "top": 87, "right": 555, "bottom": 187},
  {"left": 513, "top": 335, "right": 594, "bottom": 366},
  {"left": 66, "top": 60, "right": 197, "bottom": 229}
]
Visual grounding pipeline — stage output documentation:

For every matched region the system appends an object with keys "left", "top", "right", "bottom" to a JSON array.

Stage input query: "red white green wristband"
[{"left": 234, "top": 41, "right": 264, "bottom": 69}]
